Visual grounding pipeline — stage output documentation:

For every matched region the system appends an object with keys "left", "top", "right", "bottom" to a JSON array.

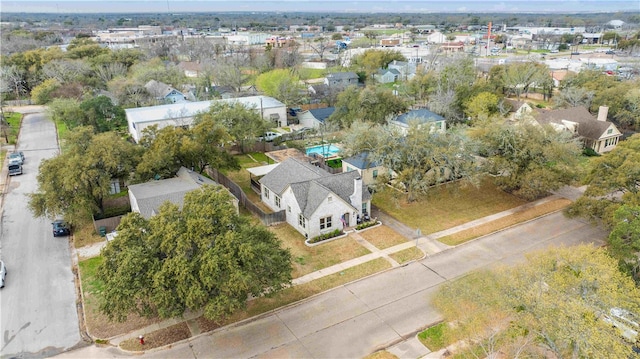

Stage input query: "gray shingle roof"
[
  {"left": 343, "top": 152, "right": 380, "bottom": 169},
  {"left": 394, "top": 109, "right": 444, "bottom": 125},
  {"left": 308, "top": 107, "right": 335, "bottom": 123},
  {"left": 128, "top": 167, "right": 221, "bottom": 219},
  {"left": 259, "top": 158, "right": 329, "bottom": 195},
  {"left": 535, "top": 106, "right": 614, "bottom": 140},
  {"left": 326, "top": 72, "right": 358, "bottom": 80},
  {"left": 260, "top": 158, "right": 371, "bottom": 217}
]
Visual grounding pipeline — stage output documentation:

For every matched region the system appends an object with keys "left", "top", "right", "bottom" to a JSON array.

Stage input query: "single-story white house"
[
  {"left": 128, "top": 166, "right": 239, "bottom": 219},
  {"left": 259, "top": 158, "right": 371, "bottom": 239},
  {"left": 297, "top": 107, "right": 335, "bottom": 129},
  {"left": 125, "top": 96, "right": 287, "bottom": 143}
]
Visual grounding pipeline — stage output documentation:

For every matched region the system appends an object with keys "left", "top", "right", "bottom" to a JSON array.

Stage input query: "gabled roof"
[
  {"left": 377, "top": 68, "right": 401, "bottom": 76},
  {"left": 128, "top": 167, "right": 222, "bottom": 219},
  {"left": 343, "top": 152, "right": 380, "bottom": 170},
  {"left": 145, "top": 79, "right": 182, "bottom": 99},
  {"left": 308, "top": 107, "right": 335, "bottom": 123},
  {"left": 535, "top": 106, "right": 616, "bottom": 140},
  {"left": 290, "top": 170, "right": 371, "bottom": 218},
  {"left": 326, "top": 71, "right": 358, "bottom": 80},
  {"left": 259, "top": 158, "right": 329, "bottom": 195},
  {"left": 388, "top": 60, "right": 410, "bottom": 67},
  {"left": 394, "top": 109, "right": 445, "bottom": 125}
]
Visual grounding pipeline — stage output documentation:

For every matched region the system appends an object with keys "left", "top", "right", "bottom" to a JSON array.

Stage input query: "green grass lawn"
[
  {"left": 372, "top": 177, "right": 526, "bottom": 235},
  {"left": 418, "top": 322, "right": 448, "bottom": 351},
  {"left": 3, "top": 112, "right": 22, "bottom": 145},
  {"left": 269, "top": 223, "right": 371, "bottom": 278}
]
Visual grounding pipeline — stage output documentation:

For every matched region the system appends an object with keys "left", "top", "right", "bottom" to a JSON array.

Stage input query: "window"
[
  {"left": 287, "top": 205, "right": 291, "bottom": 213},
  {"left": 263, "top": 187, "right": 270, "bottom": 199},
  {"left": 298, "top": 214, "right": 306, "bottom": 228},
  {"left": 607, "top": 128, "right": 613, "bottom": 134},
  {"left": 275, "top": 196, "right": 281, "bottom": 208},
  {"left": 320, "top": 216, "right": 332, "bottom": 230},
  {"left": 373, "top": 169, "right": 378, "bottom": 179}
]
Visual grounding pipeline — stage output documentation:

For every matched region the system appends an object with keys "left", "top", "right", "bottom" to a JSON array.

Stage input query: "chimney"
[
  {"left": 597, "top": 106, "right": 609, "bottom": 122},
  {"left": 349, "top": 176, "right": 363, "bottom": 213}
]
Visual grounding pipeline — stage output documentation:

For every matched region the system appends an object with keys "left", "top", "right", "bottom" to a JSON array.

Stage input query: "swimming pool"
[{"left": 306, "top": 144, "right": 341, "bottom": 157}]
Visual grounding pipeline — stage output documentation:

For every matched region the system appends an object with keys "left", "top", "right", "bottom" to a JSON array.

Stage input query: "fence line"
[{"left": 207, "top": 167, "right": 286, "bottom": 226}]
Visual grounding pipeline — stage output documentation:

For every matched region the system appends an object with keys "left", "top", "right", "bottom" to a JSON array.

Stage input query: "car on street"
[
  {"left": 8, "top": 163, "right": 22, "bottom": 176},
  {"left": 8, "top": 151, "right": 24, "bottom": 165},
  {"left": 52, "top": 220, "right": 70, "bottom": 237},
  {"left": 0, "top": 260, "right": 6, "bottom": 288}
]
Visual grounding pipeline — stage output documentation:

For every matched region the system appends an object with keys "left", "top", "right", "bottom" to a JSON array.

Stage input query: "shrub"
[
  {"left": 309, "top": 229, "right": 343, "bottom": 244},
  {"left": 582, "top": 147, "right": 600, "bottom": 157},
  {"left": 356, "top": 220, "right": 377, "bottom": 231}
]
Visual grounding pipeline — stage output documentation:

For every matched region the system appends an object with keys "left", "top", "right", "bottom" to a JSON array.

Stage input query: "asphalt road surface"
[
  {"left": 0, "top": 111, "right": 81, "bottom": 358},
  {"left": 57, "top": 211, "right": 607, "bottom": 359}
]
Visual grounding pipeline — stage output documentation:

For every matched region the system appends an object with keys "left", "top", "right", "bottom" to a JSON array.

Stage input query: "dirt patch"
[
  {"left": 83, "top": 292, "right": 160, "bottom": 339},
  {"left": 119, "top": 322, "right": 191, "bottom": 351},
  {"left": 196, "top": 316, "right": 222, "bottom": 333}
]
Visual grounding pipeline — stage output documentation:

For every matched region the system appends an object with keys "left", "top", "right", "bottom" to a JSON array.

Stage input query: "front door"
[{"left": 343, "top": 213, "right": 350, "bottom": 227}]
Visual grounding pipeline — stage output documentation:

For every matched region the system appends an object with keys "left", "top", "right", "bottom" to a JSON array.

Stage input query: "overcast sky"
[{"left": 1, "top": 0, "right": 639, "bottom": 14}]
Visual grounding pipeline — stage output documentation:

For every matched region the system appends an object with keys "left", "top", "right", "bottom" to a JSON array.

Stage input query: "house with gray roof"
[
  {"left": 389, "top": 108, "right": 446, "bottom": 134},
  {"left": 259, "top": 158, "right": 371, "bottom": 239},
  {"left": 534, "top": 106, "right": 621, "bottom": 154},
  {"left": 342, "top": 152, "right": 384, "bottom": 186},
  {"left": 128, "top": 167, "right": 238, "bottom": 219},
  {"left": 324, "top": 72, "right": 359, "bottom": 89},
  {"left": 298, "top": 107, "right": 335, "bottom": 129},
  {"left": 125, "top": 95, "right": 287, "bottom": 143},
  {"left": 374, "top": 68, "right": 401, "bottom": 84},
  {"left": 144, "top": 80, "right": 187, "bottom": 104},
  {"left": 387, "top": 60, "right": 417, "bottom": 81}
]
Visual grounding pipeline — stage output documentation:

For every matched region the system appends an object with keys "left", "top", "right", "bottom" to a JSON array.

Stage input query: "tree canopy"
[
  {"left": 328, "top": 86, "right": 407, "bottom": 128},
  {"left": 194, "top": 102, "right": 269, "bottom": 152},
  {"left": 97, "top": 185, "right": 292, "bottom": 322},
  {"left": 433, "top": 245, "right": 640, "bottom": 359},
  {"left": 470, "top": 121, "right": 582, "bottom": 200},
  {"left": 343, "top": 121, "right": 479, "bottom": 201},
  {"left": 254, "top": 68, "right": 305, "bottom": 106},
  {"left": 28, "top": 127, "right": 142, "bottom": 224}
]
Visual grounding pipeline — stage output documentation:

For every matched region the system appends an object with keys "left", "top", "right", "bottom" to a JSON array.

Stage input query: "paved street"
[
  {"left": 58, "top": 211, "right": 607, "bottom": 359},
  {"left": 0, "top": 111, "right": 82, "bottom": 358}
]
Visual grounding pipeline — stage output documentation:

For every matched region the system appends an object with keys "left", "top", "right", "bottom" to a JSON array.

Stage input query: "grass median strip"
[
  {"left": 437, "top": 198, "right": 572, "bottom": 246},
  {"left": 119, "top": 322, "right": 191, "bottom": 351},
  {"left": 389, "top": 247, "right": 424, "bottom": 264}
]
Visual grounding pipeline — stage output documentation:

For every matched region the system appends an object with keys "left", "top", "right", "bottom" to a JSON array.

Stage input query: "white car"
[
  {"left": 259, "top": 131, "right": 281, "bottom": 142},
  {"left": 0, "top": 260, "right": 6, "bottom": 288}
]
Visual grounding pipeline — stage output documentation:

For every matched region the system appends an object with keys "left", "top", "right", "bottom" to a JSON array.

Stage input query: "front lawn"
[
  {"left": 3, "top": 112, "right": 22, "bottom": 145},
  {"left": 358, "top": 225, "right": 408, "bottom": 249},
  {"left": 78, "top": 257, "right": 159, "bottom": 339},
  {"left": 418, "top": 322, "right": 448, "bottom": 351},
  {"left": 268, "top": 223, "right": 371, "bottom": 278},
  {"left": 372, "top": 177, "right": 527, "bottom": 235}
]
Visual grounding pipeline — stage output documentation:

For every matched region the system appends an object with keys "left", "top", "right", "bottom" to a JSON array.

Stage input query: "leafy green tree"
[
  {"left": 255, "top": 69, "right": 305, "bottom": 106},
  {"left": 97, "top": 185, "right": 292, "bottom": 322},
  {"left": 78, "top": 95, "right": 127, "bottom": 132},
  {"left": 433, "top": 245, "right": 640, "bottom": 359},
  {"left": 28, "top": 127, "right": 142, "bottom": 224},
  {"left": 608, "top": 205, "right": 640, "bottom": 282},
  {"left": 568, "top": 134, "right": 640, "bottom": 226},
  {"left": 47, "top": 98, "right": 83, "bottom": 126},
  {"left": 352, "top": 49, "right": 406, "bottom": 78},
  {"left": 343, "top": 121, "right": 479, "bottom": 201},
  {"left": 30, "top": 78, "right": 60, "bottom": 104},
  {"left": 195, "top": 102, "right": 268, "bottom": 153},
  {"left": 471, "top": 121, "right": 582, "bottom": 200},
  {"left": 329, "top": 86, "right": 407, "bottom": 128},
  {"left": 464, "top": 91, "right": 500, "bottom": 122},
  {"left": 135, "top": 119, "right": 238, "bottom": 182}
]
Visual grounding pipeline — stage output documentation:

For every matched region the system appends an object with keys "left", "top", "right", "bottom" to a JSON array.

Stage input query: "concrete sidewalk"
[{"left": 94, "top": 191, "right": 569, "bottom": 356}]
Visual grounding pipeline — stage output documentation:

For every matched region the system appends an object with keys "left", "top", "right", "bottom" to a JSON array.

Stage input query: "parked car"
[
  {"left": 52, "top": 220, "right": 70, "bottom": 237},
  {"left": 0, "top": 260, "right": 6, "bottom": 288},
  {"left": 258, "top": 131, "right": 282, "bottom": 142},
  {"left": 606, "top": 50, "right": 616, "bottom": 55},
  {"left": 8, "top": 152, "right": 23, "bottom": 166},
  {"left": 8, "top": 163, "right": 22, "bottom": 176}
]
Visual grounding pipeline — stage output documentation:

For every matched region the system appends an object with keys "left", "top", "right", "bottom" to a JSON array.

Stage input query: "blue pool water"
[{"left": 306, "top": 144, "right": 341, "bottom": 157}]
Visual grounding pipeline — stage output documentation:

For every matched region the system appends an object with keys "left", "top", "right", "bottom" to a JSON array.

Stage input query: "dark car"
[{"left": 52, "top": 220, "right": 70, "bottom": 237}]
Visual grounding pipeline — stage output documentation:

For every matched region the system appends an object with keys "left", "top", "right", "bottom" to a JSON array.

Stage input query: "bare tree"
[
  {"left": 94, "top": 63, "right": 128, "bottom": 84},
  {"left": 0, "top": 65, "right": 27, "bottom": 99},
  {"left": 212, "top": 56, "right": 250, "bottom": 93},
  {"left": 307, "top": 36, "right": 331, "bottom": 61},
  {"left": 554, "top": 87, "right": 595, "bottom": 108},
  {"left": 42, "top": 59, "right": 92, "bottom": 83}
]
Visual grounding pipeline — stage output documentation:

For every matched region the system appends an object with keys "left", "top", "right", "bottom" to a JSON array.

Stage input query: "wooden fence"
[{"left": 207, "top": 167, "right": 286, "bottom": 226}]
